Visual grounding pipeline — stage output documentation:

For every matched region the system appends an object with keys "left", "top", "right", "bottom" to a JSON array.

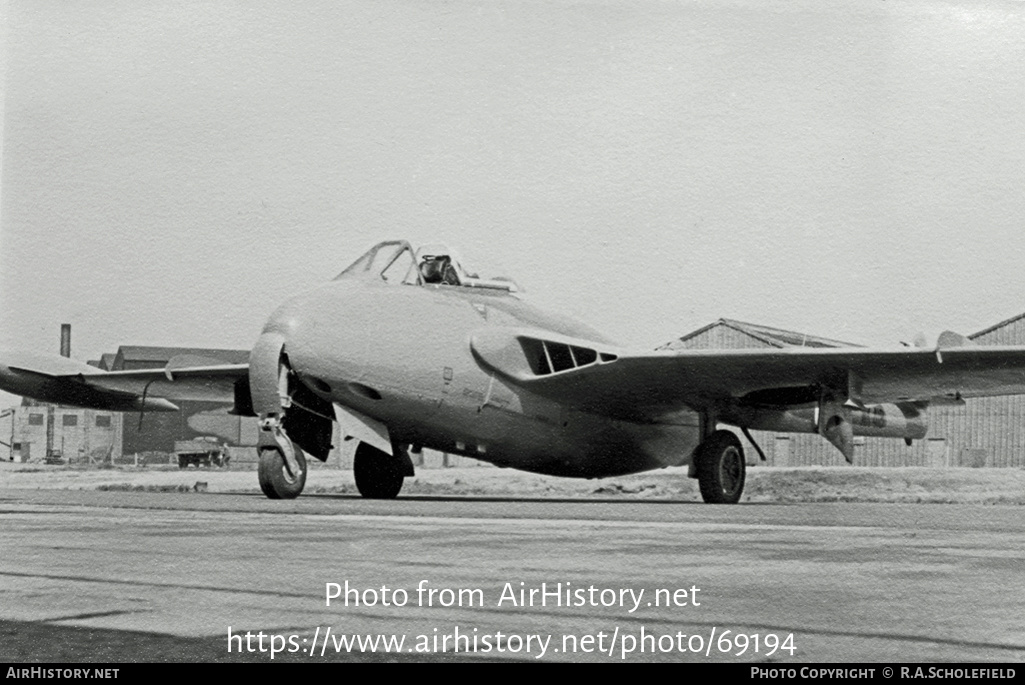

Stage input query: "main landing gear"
[
  {"left": 695, "top": 430, "right": 746, "bottom": 504},
  {"left": 353, "top": 442, "right": 406, "bottom": 499}
]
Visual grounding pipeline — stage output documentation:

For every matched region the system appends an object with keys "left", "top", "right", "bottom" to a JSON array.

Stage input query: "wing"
[
  {"left": 470, "top": 328, "right": 1025, "bottom": 419},
  {"left": 0, "top": 349, "right": 247, "bottom": 412}
]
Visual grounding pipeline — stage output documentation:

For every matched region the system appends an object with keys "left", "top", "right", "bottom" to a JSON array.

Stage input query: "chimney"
[{"left": 60, "top": 324, "right": 71, "bottom": 358}]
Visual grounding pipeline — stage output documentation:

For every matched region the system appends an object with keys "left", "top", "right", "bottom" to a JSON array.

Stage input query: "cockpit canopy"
[{"left": 335, "top": 240, "right": 521, "bottom": 293}]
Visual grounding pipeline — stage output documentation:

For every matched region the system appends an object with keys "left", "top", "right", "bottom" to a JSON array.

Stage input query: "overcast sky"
[{"left": 3, "top": 1, "right": 1025, "bottom": 408}]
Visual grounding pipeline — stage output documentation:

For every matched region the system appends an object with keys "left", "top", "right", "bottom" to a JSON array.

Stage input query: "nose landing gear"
[
  {"left": 257, "top": 417, "right": 307, "bottom": 499},
  {"left": 250, "top": 334, "right": 311, "bottom": 499}
]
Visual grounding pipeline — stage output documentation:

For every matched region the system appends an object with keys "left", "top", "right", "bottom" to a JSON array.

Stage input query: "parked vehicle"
[{"left": 174, "top": 437, "right": 229, "bottom": 469}]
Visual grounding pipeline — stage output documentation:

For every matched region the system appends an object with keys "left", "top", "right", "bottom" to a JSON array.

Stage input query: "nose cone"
[
  {"left": 260, "top": 289, "right": 322, "bottom": 375},
  {"left": 261, "top": 291, "right": 309, "bottom": 340},
  {"left": 259, "top": 283, "right": 368, "bottom": 387}
]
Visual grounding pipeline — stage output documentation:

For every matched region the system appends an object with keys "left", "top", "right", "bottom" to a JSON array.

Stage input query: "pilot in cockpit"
[{"left": 419, "top": 255, "right": 460, "bottom": 286}]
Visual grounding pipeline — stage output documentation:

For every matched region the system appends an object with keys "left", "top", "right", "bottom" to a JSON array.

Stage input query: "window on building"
[
  {"left": 62, "top": 414, "right": 78, "bottom": 427},
  {"left": 95, "top": 415, "right": 112, "bottom": 428},
  {"left": 28, "top": 414, "right": 44, "bottom": 426}
]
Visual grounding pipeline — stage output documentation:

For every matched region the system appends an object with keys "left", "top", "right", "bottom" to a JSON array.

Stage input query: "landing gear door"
[
  {"left": 249, "top": 332, "right": 286, "bottom": 417},
  {"left": 334, "top": 403, "right": 393, "bottom": 456}
]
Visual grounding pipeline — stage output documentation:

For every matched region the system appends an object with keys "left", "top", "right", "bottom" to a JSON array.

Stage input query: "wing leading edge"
[
  {"left": 0, "top": 349, "right": 247, "bottom": 412},
  {"left": 470, "top": 328, "right": 1025, "bottom": 420}
]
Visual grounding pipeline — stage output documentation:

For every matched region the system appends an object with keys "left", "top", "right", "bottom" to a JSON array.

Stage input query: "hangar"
[
  {"left": 659, "top": 317, "right": 1025, "bottom": 468},
  {"left": 110, "top": 346, "right": 256, "bottom": 457}
]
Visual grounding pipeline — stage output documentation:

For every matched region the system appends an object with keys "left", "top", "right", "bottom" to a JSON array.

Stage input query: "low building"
[{"left": 4, "top": 402, "right": 119, "bottom": 463}]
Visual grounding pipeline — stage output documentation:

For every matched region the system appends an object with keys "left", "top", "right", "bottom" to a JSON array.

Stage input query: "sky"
[{"left": 2, "top": 1, "right": 1025, "bottom": 408}]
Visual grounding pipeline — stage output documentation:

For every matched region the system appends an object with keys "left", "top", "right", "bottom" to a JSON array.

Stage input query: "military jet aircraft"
[{"left": 4, "top": 239, "right": 1025, "bottom": 503}]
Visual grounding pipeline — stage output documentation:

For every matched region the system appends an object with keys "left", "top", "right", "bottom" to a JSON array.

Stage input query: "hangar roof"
[
  {"left": 970, "top": 311, "right": 1025, "bottom": 341},
  {"left": 112, "top": 346, "right": 249, "bottom": 370},
  {"left": 660, "top": 318, "right": 859, "bottom": 351}
]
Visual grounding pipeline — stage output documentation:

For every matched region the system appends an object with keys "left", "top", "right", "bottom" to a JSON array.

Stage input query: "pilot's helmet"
[{"left": 420, "top": 256, "right": 450, "bottom": 284}]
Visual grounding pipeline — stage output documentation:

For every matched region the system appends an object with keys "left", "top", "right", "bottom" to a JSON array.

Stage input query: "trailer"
[{"left": 175, "top": 437, "right": 229, "bottom": 469}]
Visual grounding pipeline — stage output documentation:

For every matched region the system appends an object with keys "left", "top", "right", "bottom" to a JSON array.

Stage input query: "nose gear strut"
[
  {"left": 259, "top": 415, "right": 303, "bottom": 481},
  {"left": 250, "top": 331, "right": 308, "bottom": 498}
]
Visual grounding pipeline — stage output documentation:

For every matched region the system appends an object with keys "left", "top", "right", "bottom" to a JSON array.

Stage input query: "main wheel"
[
  {"left": 258, "top": 444, "right": 307, "bottom": 499},
  {"left": 353, "top": 442, "right": 404, "bottom": 499},
  {"left": 696, "top": 430, "right": 746, "bottom": 504}
]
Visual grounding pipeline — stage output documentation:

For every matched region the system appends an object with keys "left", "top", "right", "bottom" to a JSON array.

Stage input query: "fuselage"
[{"left": 263, "top": 277, "right": 702, "bottom": 477}]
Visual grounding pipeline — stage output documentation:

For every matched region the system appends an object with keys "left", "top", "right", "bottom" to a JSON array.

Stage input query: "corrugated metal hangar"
[
  {"left": 110, "top": 346, "right": 255, "bottom": 457},
  {"left": 6, "top": 313, "right": 1025, "bottom": 468},
  {"left": 659, "top": 316, "right": 1025, "bottom": 468}
]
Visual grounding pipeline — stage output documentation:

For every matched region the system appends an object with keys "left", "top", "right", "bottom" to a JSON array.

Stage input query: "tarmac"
[{"left": 1, "top": 477, "right": 1023, "bottom": 662}]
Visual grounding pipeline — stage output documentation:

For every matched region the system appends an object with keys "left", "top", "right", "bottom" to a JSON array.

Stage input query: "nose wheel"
[
  {"left": 258, "top": 442, "right": 307, "bottom": 499},
  {"left": 257, "top": 415, "right": 307, "bottom": 499}
]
